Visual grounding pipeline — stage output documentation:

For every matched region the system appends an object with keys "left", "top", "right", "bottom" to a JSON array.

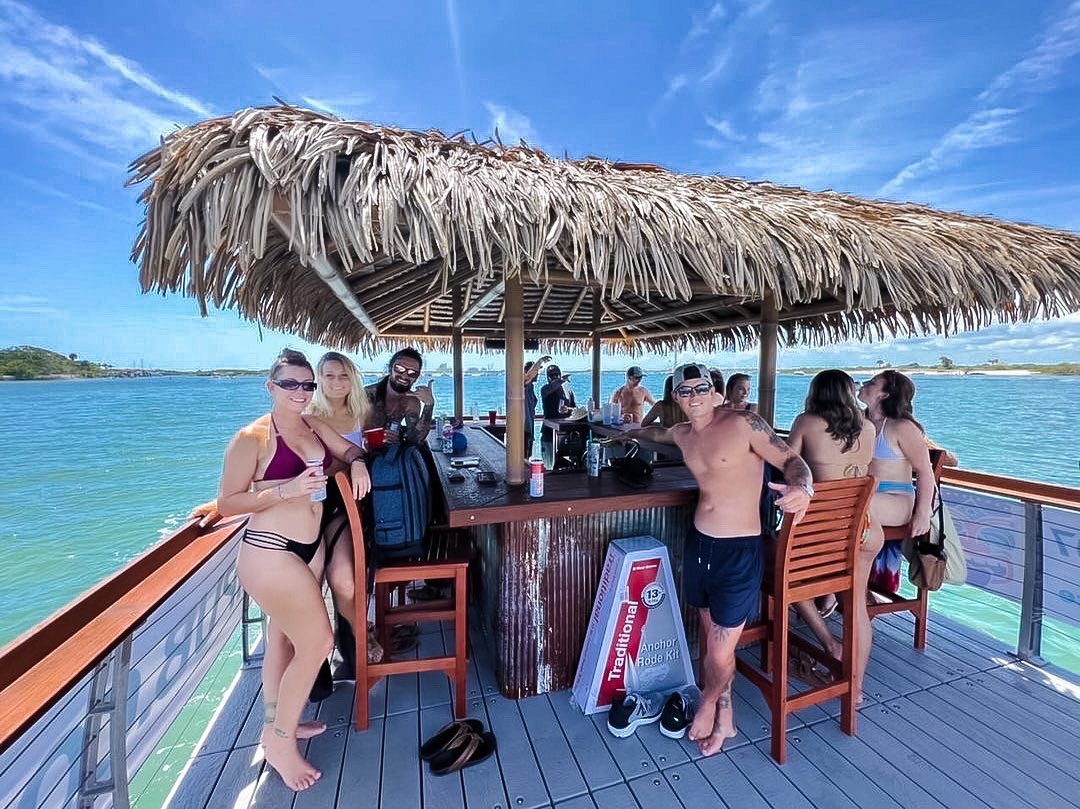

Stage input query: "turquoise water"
[{"left": 0, "top": 372, "right": 1077, "bottom": 647}]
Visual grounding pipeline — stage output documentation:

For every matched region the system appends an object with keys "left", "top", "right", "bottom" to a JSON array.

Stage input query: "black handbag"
[{"left": 608, "top": 455, "right": 654, "bottom": 488}]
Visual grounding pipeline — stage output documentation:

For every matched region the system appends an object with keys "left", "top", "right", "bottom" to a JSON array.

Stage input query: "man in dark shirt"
[
  {"left": 539, "top": 364, "right": 576, "bottom": 468},
  {"left": 365, "top": 347, "right": 434, "bottom": 443},
  {"left": 523, "top": 354, "right": 552, "bottom": 457}
]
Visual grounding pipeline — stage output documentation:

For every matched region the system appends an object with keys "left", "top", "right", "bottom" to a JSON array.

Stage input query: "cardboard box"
[{"left": 572, "top": 536, "right": 694, "bottom": 714}]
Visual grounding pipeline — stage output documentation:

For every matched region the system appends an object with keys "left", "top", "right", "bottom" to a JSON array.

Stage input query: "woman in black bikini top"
[{"left": 215, "top": 349, "right": 370, "bottom": 793}]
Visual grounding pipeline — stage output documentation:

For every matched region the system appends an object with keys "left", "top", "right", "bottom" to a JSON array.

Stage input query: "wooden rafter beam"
[
  {"left": 596, "top": 296, "right": 745, "bottom": 333},
  {"left": 531, "top": 286, "right": 553, "bottom": 324},
  {"left": 623, "top": 300, "right": 852, "bottom": 341},
  {"left": 270, "top": 212, "right": 379, "bottom": 336},
  {"left": 566, "top": 288, "right": 591, "bottom": 323},
  {"left": 539, "top": 270, "right": 726, "bottom": 296},
  {"left": 374, "top": 269, "right": 479, "bottom": 330},
  {"left": 454, "top": 280, "right": 504, "bottom": 327}
]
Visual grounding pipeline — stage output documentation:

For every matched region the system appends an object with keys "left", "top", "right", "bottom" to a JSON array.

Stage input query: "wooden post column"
[
  {"left": 591, "top": 294, "right": 602, "bottom": 405},
  {"left": 452, "top": 287, "right": 464, "bottom": 419},
  {"left": 505, "top": 274, "right": 526, "bottom": 486},
  {"left": 758, "top": 291, "right": 779, "bottom": 426}
]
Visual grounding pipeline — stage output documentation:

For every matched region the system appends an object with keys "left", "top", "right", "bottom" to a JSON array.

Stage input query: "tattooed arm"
[{"left": 741, "top": 411, "right": 814, "bottom": 525}]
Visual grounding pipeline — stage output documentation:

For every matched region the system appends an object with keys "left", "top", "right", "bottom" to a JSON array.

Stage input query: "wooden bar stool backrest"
[
  {"left": 334, "top": 472, "right": 468, "bottom": 732},
  {"left": 869, "top": 448, "right": 947, "bottom": 649},
  {"left": 738, "top": 475, "right": 876, "bottom": 764}
]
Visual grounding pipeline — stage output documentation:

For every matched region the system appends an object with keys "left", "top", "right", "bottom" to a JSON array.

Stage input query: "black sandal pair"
[{"left": 420, "top": 719, "right": 497, "bottom": 776}]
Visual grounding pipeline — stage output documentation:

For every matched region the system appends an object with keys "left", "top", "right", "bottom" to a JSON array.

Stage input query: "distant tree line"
[{"left": 0, "top": 346, "right": 106, "bottom": 379}]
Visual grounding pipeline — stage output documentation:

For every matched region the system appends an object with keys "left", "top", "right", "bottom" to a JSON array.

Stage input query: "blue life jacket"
[{"left": 367, "top": 444, "right": 430, "bottom": 558}]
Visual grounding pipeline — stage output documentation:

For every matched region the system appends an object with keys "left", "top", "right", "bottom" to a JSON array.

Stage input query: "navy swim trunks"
[{"left": 683, "top": 529, "right": 763, "bottom": 628}]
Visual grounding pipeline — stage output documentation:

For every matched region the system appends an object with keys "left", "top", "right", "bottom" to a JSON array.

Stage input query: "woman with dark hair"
[
  {"left": 641, "top": 375, "right": 689, "bottom": 428},
  {"left": 216, "top": 349, "right": 371, "bottom": 792},
  {"left": 858, "top": 370, "right": 936, "bottom": 594},
  {"left": 723, "top": 373, "right": 756, "bottom": 412},
  {"left": 787, "top": 370, "right": 876, "bottom": 699}
]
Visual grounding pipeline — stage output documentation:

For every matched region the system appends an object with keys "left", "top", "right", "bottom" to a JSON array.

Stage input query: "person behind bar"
[
  {"left": 722, "top": 373, "right": 757, "bottom": 412},
  {"left": 217, "top": 349, "right": 370, "bottom": 792},
  {"left": 540, "top": 363, "right": 576, "bottom": 469},
  {"left": 365, "top": 347, "right": 434, "bottom": 443},
  {"left": 610, "top": 365, "right": 655, "bottom": 423},
  {"left": 524, "top": 354, "right": 553, "bottom": 457},
  {"left": 624, "top": 362, "right": 812, "bottom": 756}
]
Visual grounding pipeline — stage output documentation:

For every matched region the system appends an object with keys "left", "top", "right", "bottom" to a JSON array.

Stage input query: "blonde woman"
[
  {"left": 308, "top": 352, "right": 374, "bottom": 677},
  {"left": 218, "top": 349, "right": 370, "bottom": 791}
]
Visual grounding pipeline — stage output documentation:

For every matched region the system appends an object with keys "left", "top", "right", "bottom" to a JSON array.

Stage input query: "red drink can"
[
  {"left": 488, "top": 409, "right": 498, "bottom": 425},
  {"left": 529, "top": 458, "right": 545, "bottom": 497}
]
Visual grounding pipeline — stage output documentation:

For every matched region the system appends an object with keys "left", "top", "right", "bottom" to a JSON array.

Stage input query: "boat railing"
[
  {"left": 0, "top": 514, "right": 248, "bottom": 809},
  {"left": 0, "top": 467, "right": 1076, "bottom": 808},
  {"left": 938, "top": 467, "right": 1079, "bottom": 664}
]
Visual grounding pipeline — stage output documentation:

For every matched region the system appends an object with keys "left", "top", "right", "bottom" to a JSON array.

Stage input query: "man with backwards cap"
[
  {"left": 625, "top": 362, "right": 813, "bottom": 756},
  {"left": 539, "top": 363, "right": 576, "bottom": 468},
  {"left": 610, "top": 365, "right": 656, "bottom": 424}
]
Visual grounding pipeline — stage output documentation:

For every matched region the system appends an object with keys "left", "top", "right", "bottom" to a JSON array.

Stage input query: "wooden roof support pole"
[
  {"left": 452, "top": 287, "right": 464, "bottom": 419},
  {"left": 505, "top": 273, "right": 526, "bottom": 485},
  {"left": 591, "top": 294, "right": 602, "bottom": 405},
  {"left": 758, "top": 290, "right": 779, "bottom": 426}
]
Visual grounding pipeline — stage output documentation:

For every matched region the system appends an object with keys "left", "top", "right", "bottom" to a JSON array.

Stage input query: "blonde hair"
[{"left": 309, "top": 352, "right": 371, "bottom": 429}]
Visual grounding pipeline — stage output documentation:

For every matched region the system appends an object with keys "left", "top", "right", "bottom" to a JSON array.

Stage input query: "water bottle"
[
  {"left": 305, "top": 458, "right": 327, "bottom": 502},
  {"left": 585, "top": 440, "right": 602, "bottom": 478},
  {"left": 529, "top": 457, "right": 545, "bottom": 497},
  {"left": 442, "top": 418, "right": 454, "bottom": 455},
  {"left": 435, "top": 415, "right": 445, "bottom": 449}
]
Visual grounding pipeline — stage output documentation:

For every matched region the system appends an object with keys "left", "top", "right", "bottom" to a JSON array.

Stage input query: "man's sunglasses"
[
  {"left": 273, "top": 379, "right": 318, "bottom": 392},
  {"left": 675, "top": 383, "right": 713, "bottom": 399},
  {"left": 393, "top": 364, "right": 421, "bottom": 378}
]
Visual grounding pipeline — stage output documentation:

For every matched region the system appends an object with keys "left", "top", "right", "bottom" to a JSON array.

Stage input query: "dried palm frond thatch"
[{"left": 128, "top": 105, "right": 1080, "bottom": 355}]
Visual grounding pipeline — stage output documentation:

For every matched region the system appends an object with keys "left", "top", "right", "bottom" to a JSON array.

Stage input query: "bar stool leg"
[{"left": 453, "top": 567, "right": 468, "bottom": 718}]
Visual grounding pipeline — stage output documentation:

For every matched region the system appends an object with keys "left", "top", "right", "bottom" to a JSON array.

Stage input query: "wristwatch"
[{"left": 798, "top": 482, "right": 815, "bottom": 498}]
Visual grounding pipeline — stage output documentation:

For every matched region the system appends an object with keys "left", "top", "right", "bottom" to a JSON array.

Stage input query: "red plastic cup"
[
  {"left": 488, "top": 409, "right": 498, "bottom": 425},
  {"left": 363, "top": 428, "right": 386, "bottom": 449}
]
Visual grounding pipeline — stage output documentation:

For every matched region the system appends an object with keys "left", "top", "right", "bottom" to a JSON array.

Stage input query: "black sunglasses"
[
  {"left": 273, "top": 378, "right": 317, "bottom": 392},
  {"left": 393, "top": 364, "right": 421, "bottom": 378},
  {"left": 674, "top": 383, "right": 713, "bottom": 399}
]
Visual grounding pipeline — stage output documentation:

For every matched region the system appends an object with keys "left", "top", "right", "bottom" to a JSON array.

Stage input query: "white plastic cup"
[{"left": 306, "top": 458, "right": 327, "bottom": 502}]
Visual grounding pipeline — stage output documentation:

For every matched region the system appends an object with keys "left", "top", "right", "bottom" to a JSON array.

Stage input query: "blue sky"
[{"left": 0, "top": 0, "right": 1078, "bottom": 372}]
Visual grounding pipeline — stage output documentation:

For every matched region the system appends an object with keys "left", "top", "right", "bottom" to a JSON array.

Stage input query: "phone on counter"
[{"left": 449, "top": 456, "right": 481, "bottom": 468}]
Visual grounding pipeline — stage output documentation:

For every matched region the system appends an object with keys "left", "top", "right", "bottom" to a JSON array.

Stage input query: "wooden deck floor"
[{"left": 168, "top": 610, "right": 1080, "bottom": 809}]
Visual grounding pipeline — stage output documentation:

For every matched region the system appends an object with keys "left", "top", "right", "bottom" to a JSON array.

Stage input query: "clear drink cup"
[{"left": 306, "top": 458, "right": 327, "bottom": 502}]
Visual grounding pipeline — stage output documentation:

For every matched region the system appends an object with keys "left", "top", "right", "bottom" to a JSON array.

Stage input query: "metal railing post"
[
  {"left": 241, "top": 591, "right": 265, "bottom": 664},
  {"left": 1016, "top": 501, "right": 1046, "bottom": 665},
  {"left": 77, "top": 636, "right": 132, "bottom": 809}
]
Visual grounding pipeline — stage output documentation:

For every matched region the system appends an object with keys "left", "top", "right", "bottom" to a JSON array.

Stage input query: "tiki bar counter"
[{"left": 427, "top": 423, "right": 698, "bottom": 698}]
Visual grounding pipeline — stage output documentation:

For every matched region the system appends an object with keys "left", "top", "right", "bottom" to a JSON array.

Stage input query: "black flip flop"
[
  {"left": 392, "top": 622, "right": 420, "bottom": 639},
  {"left": 419, "top": 719, "right": 485, "bottom": 761},
  {"left": 390, "top": 634, "right": 419, "bottom": 655},
  {"left": 429, "top": 730, "right": 497, "bottom": 776},
  {"left": 407, "top": 583, "right": 449, "bottom": 602}
]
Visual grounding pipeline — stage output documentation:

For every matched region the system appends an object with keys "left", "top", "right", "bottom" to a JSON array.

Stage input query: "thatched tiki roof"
[{"left": 128, "top": 105, "right": 1080, "bottom": 356}]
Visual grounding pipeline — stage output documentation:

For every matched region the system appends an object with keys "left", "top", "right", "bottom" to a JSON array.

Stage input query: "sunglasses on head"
[
  {"left": 675, "top": 383, "right": 713, "bottom": 398},
  {"left": 393, "top": 364, "right": 420, "bottom": 378},
  {"left": 273, "top": 378, "right": 317, "bottom": 392}
]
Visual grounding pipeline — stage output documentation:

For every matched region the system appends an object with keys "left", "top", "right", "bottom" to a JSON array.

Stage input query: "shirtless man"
[
  {"left": 610, "top": 365, "right": 656, "bottom": 423},
  {"left": 365, "top": 347, "right": 434, "bottom": 442},
  {"left": 626, "top": 363, "right": 813, "bottom": 755}
]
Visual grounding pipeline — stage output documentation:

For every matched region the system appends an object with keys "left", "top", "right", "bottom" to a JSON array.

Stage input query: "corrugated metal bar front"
[{"left": 476, "top": 505, "right": 695, "bottom": 698}]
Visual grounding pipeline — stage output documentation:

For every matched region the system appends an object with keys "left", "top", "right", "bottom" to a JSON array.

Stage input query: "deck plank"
[
  {"left": 589, "top": 712, "right": 659, "bottom": 780},
  {"left": 378, "top": 711, "right": 421, "bottom": 809},
  {"left": 417, "top": 625, "right": 452, "bottom": 709},
  {"left": 807, "top": 720, "right": 945, "bottom": 809},
  {"left": 626, "top": 771, "right": 682, "bottom": 806},
  {"left": 556, "top": 794, "right": 599, "bottom": 809},
  {"left": 204, "top": 743, "right": 264, "bottom": 809},
  {"left": 292, "top": 725, "right": 348, "bottom": 809},
  {"left": 725, "top": 744, "right": 816, "bottom": 809},
  {"left": 658, "top": 760, "right": 723, "bottom": 808},
  {"left": 419, "top": 705, "right": 466, "bottom": 809},
  {"left": 519, "top": 694, "right": 590, "bottom": 802},
  {"left": 194, "top": 666, "right": 261, "bottom": 756},
  {"left": 337, "top": 717, "right": 383, "bottom": 808},
  {"left": 547, "top": 693, "right": 625, "bottom": 790},
  {"left": 164, "top": 750, "right": 227, "bottom": 809},
  {"left": 753, "top": 738, "right": 860, "bottom": 809},
  {"left": 485, "top": 694, "right": 552, "bottom": 809},
  {"left": 973, "top": 669, "right": 1080, "bottom": 735},
  {"left": 694, "top": 752, "right": 772, "bottom": 809},
  {"left": 590, "top": 782, "right": 642, "bottom": 809}
]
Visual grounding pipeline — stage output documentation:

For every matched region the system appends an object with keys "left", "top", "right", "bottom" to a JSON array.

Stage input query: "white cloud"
[
  {"left": 879, "top": 2, "right": 1080, "bottom": 196},
  {"left": 445, "top": 0, "right": 467, "bottom": 109},
  {"left": 704, "top": 115, "right": 745, "bottom": 142},
  {"left": 0, "top": 0, "right": 214, "bottom": 154},
  {"left": 2, "top": 171, "right": 118, "bottom": 215},
  {"left": 0, "top": 295, "right": 62, "bottom": 315},
  {"left": 484, "top": 101, "right": 539, "bottom": 147}
]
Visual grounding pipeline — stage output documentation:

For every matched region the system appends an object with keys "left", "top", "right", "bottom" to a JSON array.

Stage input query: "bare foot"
[
  {"left": 296, "top": 720, "right": 327, "bottom": 739},
  {"left": 687, "top": 698, "right": 717, "bottom": 743},
  {"left": 261, "top": 726, "right": 321, "bottom": 791},
  {"left": 698, "top": 715, "right": 738, "bottom": 756}
]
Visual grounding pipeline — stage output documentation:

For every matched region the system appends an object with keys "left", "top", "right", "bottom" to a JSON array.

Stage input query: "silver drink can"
[{"left": 586, "top": 440, "right": 602, "bottom": 477}]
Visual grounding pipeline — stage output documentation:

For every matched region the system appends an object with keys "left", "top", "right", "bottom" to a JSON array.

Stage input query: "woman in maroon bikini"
[{"left": 216, "top": 349, "right": 371, "bottom": 792}]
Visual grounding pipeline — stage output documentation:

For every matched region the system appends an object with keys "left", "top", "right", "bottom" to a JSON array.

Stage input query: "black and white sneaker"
[
  {"left": 607, "top": 692, "right": 663, "bottom": 738},
  {"left": 659, "top": 691, "right": 693, "bottom": 739}
]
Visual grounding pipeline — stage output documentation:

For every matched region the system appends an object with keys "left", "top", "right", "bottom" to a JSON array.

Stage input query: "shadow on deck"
[{"left": 170, "top": 610, "right": 1080, "bottom": 809}]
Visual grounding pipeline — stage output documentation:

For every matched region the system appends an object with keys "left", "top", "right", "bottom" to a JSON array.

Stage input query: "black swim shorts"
[{"left": 682, "top": 529, "right": 763, "bottom": 628}]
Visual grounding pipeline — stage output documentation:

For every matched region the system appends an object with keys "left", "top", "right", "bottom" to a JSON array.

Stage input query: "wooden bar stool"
[
  {"left": 867, "top": 448, "right": 946, "bottom": 649},
  {"left": 736, "top": 475, "right": 876, "bottom": 763},
  {"left": 334, "top": 473, "right": 468, "bottom": 731}
]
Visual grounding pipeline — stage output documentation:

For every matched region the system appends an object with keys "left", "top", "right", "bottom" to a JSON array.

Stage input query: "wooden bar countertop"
[{"left": 427, "top": 424, "right": 698, "bottom": 528}]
